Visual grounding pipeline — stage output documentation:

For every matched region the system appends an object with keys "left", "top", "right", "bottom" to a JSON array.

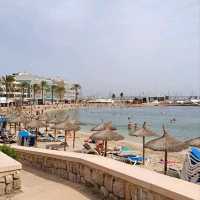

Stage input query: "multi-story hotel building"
[{"left": 0, "top": 72, "right": 81, "bottom": 104}]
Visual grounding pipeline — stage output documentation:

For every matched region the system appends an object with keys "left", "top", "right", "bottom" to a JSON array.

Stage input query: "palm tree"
[
  {"left": 120, "top": 92, "right": 124, "bottom": 99},
  {"left": 41, "top": 81, "right": 48, "bottom": 105},
  {"left": 0, "top": 75, "right": 15, "bottom": 99},
  {"left": 32, "top": 83, "right": 40, "bottom": 104},
  {"left": 71, "top": 84, "right": 81, "bottom": 103},
  {"left": 51, "top": 84, "right": 57, "bottom": 104},
  {"left": 20, "top": 81, "right": 29, "bottom": 105},
  {"left": 56, "top": 85, "right": 65, "bottom": 102},
  {"left": 112, "top": 93, "right": 116, "bottom": 99}
]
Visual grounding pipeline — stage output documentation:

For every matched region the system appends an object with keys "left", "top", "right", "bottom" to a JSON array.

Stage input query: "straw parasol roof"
[
  {"left": 91, "top": 121, "right": 116, "bottom": 131},
  {"left": 26, "top": 119, "right": 46, "bottom": 129},
  {"left": 51, "top": 119, "right": 80, "bottom": 150},
  {"left": 145, "top": 125, "right": 188, "bottom": 174},
  {"left": 38, "top": 113, "right": 49, "bottom": 122},
  {"left": 129, "top": 122, "right": 158, "bottom": 164},
  {"left": 7, "top": 116, "right": 21, "bottom": 124},
  {"left": 91, "top": 129, "right": 124, "bottom": 141},
  {"left": 145, "top": 126, "right": 187, "bottom": 152},
  {"left": 129, "top": 122, "right": 157, "bottom": 137},
  {"left": 53, "top": 120, "right": 80, "bottom": 131},
  {"left": 19, "top": 112, "right": 33, "bottom": 125},
  {"left": 6, "top": 112, "right": 20, "bottom": 122},
  {"left": 48, "top": 115, "right": 69, "bottom": 124},
  {"left": 128, "top": 123, "right": 140, "bottom": 133},
  {"left": 185, "top": 137, "right": 200, "bottom": 148},
  {"left": 91, "top": 129, "right": 124, "bottom": 157},
  {"left": 26, "top": 119, "right": 46, "bottom": 146}
]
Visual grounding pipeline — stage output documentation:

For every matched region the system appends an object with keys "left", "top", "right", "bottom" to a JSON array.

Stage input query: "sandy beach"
[
  {"left": 36, "top": 130, "right": 186, "bottom": 174},
  {"left": 1, "top": 104, "right": 187, "bottom": 175}
]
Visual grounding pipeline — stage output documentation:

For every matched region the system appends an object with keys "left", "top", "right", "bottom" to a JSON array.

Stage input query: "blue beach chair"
[{"left": 127, "top": 155, "right": 144, "bottom": 165}]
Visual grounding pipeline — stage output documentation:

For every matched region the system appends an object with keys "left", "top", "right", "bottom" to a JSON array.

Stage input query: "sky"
[{"left": 0, "top": 0, "right": 199, "bottom": 97}]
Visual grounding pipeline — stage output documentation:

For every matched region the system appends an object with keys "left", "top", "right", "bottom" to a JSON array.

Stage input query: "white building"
[{"left": 0, "top": 72, "right": 81, "bottom": 104}]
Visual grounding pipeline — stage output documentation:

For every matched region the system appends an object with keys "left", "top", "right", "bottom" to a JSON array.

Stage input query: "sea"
[{"left": 68, "top": 106, "right": 200, "bottom": 141}]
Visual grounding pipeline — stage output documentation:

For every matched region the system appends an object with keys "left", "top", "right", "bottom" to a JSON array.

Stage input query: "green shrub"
[{"left": 0, "top": 145, "right": 18, "bottom": 160}]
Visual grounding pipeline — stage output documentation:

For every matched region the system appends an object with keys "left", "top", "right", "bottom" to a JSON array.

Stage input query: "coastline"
[
  {"left": 0, "top": 103, "right": 193, "bottom": 174},
  {"left": 1, "top": 102, "right": 200, "bottom": 116}
]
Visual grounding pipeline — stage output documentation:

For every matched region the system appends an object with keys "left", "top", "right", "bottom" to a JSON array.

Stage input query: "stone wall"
[
  {"left": 0, "top": 170, "right": 21, "bottom": 196},
  {"left": 13, "top": 146, "right": 199, "bottom": 200}
]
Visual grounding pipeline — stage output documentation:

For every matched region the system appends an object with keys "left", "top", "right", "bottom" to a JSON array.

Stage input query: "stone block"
[
  {"left": 80, "top": 165, "right": 85, "bottom": 176},
  {"left": 81, "top": 177, "right": 86, "bottom": 184},
  {"left": 142, "top": 190, "right": 148, "bottom": 200},
  {"left": 77, "top": 175, "right": 81, "bottom": 183},
  {"left": 147, "top": 192, "right": 154, "bottom": 200},
  {"left": 68, "top": 162, "right": 73, "bottom": 172},
  {"left": 64, "top": 172, "right": 69, "bottom": 180},
  {"left": 125, "top": 183, "right": 132, "bottom": 200},
  {"left": 92, "top": 170, "right": 104, "bottom": 186},
  {"left": 69, "top": 172, "right": 77, "bottom": 183},
  {"left": 60, "top": 169, "right": 67, "bottom": 179},
  {"left": 5, "top": 175, "right": 13, "bottom": 184},
  {"left": 113, "top": 178, "right": 125, "bottom": 199},
  {"left": 100, "top": 186, "right": 109, "bottom": 198},
  {"left": 72, "top": 163, "right": 79, "bottom": 174},
  {"left": 13, "top": 171, "right": 20, "bottom": 180},
  {"left": 58, "top": 160, "right": 64, "bottom": 169},
  {"left": 13, "top": 179, "right": 21, "bottom": 190},
  {"left": 153, "top": 194, "right": 162, "bottom": 200},
  {"left": 129, "top": 184, "right": 138, "bottom": 200},
  {"left": 0, "top": 183, "right": 5, "bottom": 196},
  {"left": 108, "top": 193, "right": 119, "bottom": 200},
  {"left": 5, "top": 183, "right": 13, "bottom": 194},
  {"left": 0, "top": 177, "right": 5, "bottom": 183},
  {"left": 104, "top": 175, "right": 113, "bottom": 192},
  {"left": 83, "top": 167, "right": 91, "bottom": 182}
]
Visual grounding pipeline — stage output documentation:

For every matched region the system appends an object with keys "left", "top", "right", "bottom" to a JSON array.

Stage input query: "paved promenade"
[{"left": 1, "top": 167, "right": 101, "bottom": 200}]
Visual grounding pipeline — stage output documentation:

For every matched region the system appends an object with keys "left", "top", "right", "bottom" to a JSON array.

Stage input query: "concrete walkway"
[{"left": 2, "top": 167, "right": 101, "bottom": 200}]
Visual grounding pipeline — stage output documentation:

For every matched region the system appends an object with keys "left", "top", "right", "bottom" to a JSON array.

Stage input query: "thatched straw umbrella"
[
  {"left": 7, "top": 113, "right": 22, "bottom": 134},
  {"left": 48, "top": 115, "right": 69, "bottom": 138},
  {"left": 91, "top": 129, "right": 124, "bottom": 157},
  {"left": 26, "top": 120, "right": 46, "bottom": 146},
  {"left": 91, "top": 121, "right": 116, "bottom": 131},
  {"left": 185, "top": 137, "right": 200, "bottom": 148},
  {"left": 38, "top": 113, "right": 50, "bottom": 134},
  {"left": 20, "top": 113, "right": 32, "bottom": 129},
  {"left": 130, "top": 122, "right": 158, "bottom": 164},
  {"left": 128, "top": 123, "right": 140, "bottom": 133},
  {"left": 51, "top": 120, "right": 80, "bottom": 151},
  {"left": 145, "top": 125, "right": 188, "bottom": 174}
]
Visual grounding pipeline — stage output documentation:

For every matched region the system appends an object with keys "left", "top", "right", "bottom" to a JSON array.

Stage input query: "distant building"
[{"left": 0, "top": 72, "right": 81, "bottom": 104}]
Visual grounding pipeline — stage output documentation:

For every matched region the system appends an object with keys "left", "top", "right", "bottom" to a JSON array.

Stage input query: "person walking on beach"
[{"left": 128, "top": 117, "right": 133, "bottom": 129}]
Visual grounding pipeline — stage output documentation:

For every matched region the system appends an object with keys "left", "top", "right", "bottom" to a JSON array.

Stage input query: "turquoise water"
[{"left": 69, "top": 106, "right": 200, "bottom": 141}]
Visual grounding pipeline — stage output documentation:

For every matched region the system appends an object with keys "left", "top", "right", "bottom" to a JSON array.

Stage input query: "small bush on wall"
[{"left": 0, "top": 145, "right": 18, "bottom": 160}]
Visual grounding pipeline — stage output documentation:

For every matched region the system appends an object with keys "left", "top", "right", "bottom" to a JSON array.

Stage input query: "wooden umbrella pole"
[
  {"left": 164, "top": 149, "right": 168, "bottom": 175},
  {"left": 64, "top": 130, "right": 67, "bottom": 151},
  {"left": 54, "top": 129, "right": 56, "bottom": 140},
  {"left": 35, "top": 128, "right": 38, "bottom": 146},
  {"left": 46, "top": 122, "right": 48, "bottom": 134},
  {"left": 15, "top": 123, "right": 17, "bottom": 134},
  {"left": 142, "top": 136, "right": 145, "bottom": 165},
  {"left": 73, "top": 130, "right": 75, "bottom": 149},
  {"left": 104, "top": 139, "right": 107, "bottom": 157}
]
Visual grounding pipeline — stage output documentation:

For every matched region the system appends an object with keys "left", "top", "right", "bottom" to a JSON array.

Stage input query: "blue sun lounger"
[{"left": 127, "top": 155, "right": 144, "bottom": 165}]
